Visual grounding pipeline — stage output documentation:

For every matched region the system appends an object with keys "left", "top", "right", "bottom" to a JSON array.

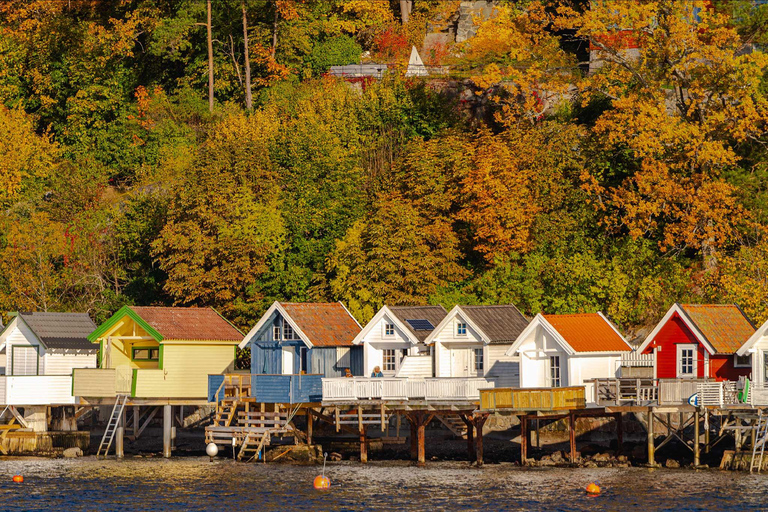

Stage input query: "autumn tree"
[{"left": 559, "top": 0, "right": 768, "bottom": 268}]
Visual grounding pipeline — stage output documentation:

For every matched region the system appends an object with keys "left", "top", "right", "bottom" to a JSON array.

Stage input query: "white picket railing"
[
  {"left": 322, "top": 377, "right": 494, "bottom": 402},
  {"left": 620, "top": 351, "right": 654, "bottom": 367}
]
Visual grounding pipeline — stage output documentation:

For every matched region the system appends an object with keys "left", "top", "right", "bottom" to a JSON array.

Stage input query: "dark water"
[{"left": 0, "top": 457, "right": 766, "bottom": 511}]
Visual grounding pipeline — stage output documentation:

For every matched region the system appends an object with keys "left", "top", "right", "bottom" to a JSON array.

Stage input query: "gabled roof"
[
  {"left": 240, "top": 302, "right": 361, "bottom": 349},
  {"left": 89, "top": 306, "right": 242, "bottom": 343},
  {"left": 388, "top": 305, "right": 447, "bottom": 342},
  {"left": 0, "top": 312, "right": 98, "bottom": 351},
  {"left": 424, "top": 304, "right": 529, "bottom": 346},
  {"left": 738, "top": 319, "right": 768, "bottom": 356},
  {"left": 506, "top": 312, "right": 631, "bottom": 356},
  {"left": 637, "top": 303, "right": 755, "bottom": 355},
  {"left": 460, "top": 305, "right": 529, "bottom": 344}
]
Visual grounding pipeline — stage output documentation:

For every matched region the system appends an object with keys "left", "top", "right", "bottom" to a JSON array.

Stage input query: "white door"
[
  {"left": 11, "top": 346, "right": 38, "bottom": 376},
  {"left": 451, "top": 348, "right": 470, "bottom": 377},
  {"left": 282, "top": 346, "right": 294, "bottom": 375}
]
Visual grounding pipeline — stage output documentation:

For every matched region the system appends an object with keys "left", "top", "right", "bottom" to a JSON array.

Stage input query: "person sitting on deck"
[
  {"left": 344, "top": 368, "right": 353, "bottom": 378},
  {"left": 371, "top": 366, "right": 384, "bottom": 378}
]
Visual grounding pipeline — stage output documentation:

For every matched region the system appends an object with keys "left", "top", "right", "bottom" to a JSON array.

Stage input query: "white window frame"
[
  {"left": 283, "top": 322, "right": 295, "bottom": 341},
  {"left": 549, "top": 355, "right": 561, "bottom": 388},
  {"left": 384, "top": 323, "right": 395, "bottom": 337},
  {"left": 457, "top": 322, "right": 467, "bottom": 336},
  {"left": 383, "top": 349, "right": 397, "bottom": 372},
  {"left": 734, "top": 353, "right": 752, "bottom": 368},
  {"left": 677, "top": 344, "right": 697, "bottom": 378},
  {"left": 273, "top": 325, "right": 281, "bottom": 341},
  {"left": 473, "top": 347, "right": 484, "bottom": 373}
]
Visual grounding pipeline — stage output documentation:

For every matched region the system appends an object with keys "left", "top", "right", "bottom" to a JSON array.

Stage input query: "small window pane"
[
  {"left": 550, "top": 356, "right": 561, "bottom": 387},
  {"left": 283, "top": 324, "right": 294, "bottom": 340},
  {"left": 457, "top": 323, "right": 467, "bottom": 335},
  {"left": 383, "top": 349, "right": 396, "bottom": 371},
  {"left": 385, "top": 324, "right": 394, "bottom": 336},
  {"left": 474, "top": 348, "right": 484, "bottom": 372}
]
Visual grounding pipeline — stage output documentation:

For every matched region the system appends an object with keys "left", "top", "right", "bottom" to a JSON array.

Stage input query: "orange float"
[
  {"left": 313, "top": 475, "right": 331, "bottom": 490},
  {"left": 586, "top": 482, "right": 601, "bottom": 496},
  {"left": 12, "top": 475, "right": 23, "bottom": 483}
]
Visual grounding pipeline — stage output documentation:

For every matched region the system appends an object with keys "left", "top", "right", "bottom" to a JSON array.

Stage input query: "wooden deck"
[{"left": 321, "top": 377, "right": 494, "bottom": 404}]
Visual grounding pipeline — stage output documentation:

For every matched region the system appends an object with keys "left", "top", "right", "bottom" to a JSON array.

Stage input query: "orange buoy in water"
[
  {"left": 12, "top": 475, "right": 23, "bottom": 483},
  {"left": 586, "top": 483, "right": 601, "bottom": 496},
  {"left": 313, "top": 475, "right": 331, "bottom": 490}
]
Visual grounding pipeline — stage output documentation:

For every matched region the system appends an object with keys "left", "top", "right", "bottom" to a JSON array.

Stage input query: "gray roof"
[
  {"left": 388, "top": 305, "right": 448, "bottom": 342},
  {"left": 460, "top": 305, "right": 529, "bottom": 344},
  {"left": 18, "top": 312, "right": 97, "bottom": 351}
]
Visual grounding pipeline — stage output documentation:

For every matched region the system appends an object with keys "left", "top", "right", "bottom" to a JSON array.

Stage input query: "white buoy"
[{"left": 206, "top": 442, "right": 219, "bottom": 461}]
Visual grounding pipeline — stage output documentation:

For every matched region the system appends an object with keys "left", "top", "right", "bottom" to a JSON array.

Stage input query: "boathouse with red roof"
[{"left": 637, "top": 304, "right": 756, "bottom": 381}]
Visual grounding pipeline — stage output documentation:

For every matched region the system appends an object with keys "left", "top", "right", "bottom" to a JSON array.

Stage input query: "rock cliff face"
[
  {"left": 422, "top": 0, "right": 497, "bottom": 54},
  {"left": 455, "top": 1, "right": 496, "bottom": 43}
]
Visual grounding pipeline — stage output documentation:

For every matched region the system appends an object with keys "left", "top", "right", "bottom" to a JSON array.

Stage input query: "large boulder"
[{"left": 63, "top": 447, "right": 83, "bottom": 458}]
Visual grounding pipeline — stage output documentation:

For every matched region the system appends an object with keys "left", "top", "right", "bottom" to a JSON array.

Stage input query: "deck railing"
[
  {"left": 590, "top": 378, "right": 714, "bottom": 405},
  {"left": 620, "top": 351, "right": 654, "bottom": 367},
  {"left": 321, "top": 377, "right": 494, "bottom": 402}
]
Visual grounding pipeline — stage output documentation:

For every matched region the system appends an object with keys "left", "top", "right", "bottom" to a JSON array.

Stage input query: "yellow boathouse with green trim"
[{"left": 73, "top": 306, "right": 242, "bottom": 401}]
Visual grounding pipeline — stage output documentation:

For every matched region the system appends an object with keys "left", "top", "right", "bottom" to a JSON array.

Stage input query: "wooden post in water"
[
  {"left": 163, "top": 405, "right": 172, "bottom": 458},
  {"left": 568, "top": 412, "right": 577, "bottom": 463},
  {"left": 616, "top": 412, "right": 623, "bottom": 455},
  {"left": 647, "top": 407, "right": 655, "bottom": 466},
  {"left": 474, "top": 414, "right": 488, "bottom": 467},
  {"left": 307, "top": 409, "right": 314, "bottom": 445},
  {"left": 704, "top": 409, "right": 710, "bottom": 454},
  {"left": 520, "top": 415, "right": 528, "bottom": 464},
  {"left": 360, "top": 425, "right": 368, "bottom": 464},
  {"left": 417, "top": 420, "right": 426, "bottom": 466},
  {"left": 694, "top": 408, "right": 700, "bottom": 467},
  {"left": 133, "top": 406, "right": 139, "bottom": 439},
  {"left": 410, "top": 420, "right": 418, "bottom": 461}
]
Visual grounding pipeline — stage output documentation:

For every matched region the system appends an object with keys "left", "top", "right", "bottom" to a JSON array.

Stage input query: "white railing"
[
  {"left": 621, "top": 351, "right": 654, "bottom": 367},
  {"left": 0, "top": 376, "right": 76, "bottom": 405},
  {"left": 697, "top": 381, "right": 739, "bottom": 407},
  {"left": 752, "top": 386, "right": 768, "bottom": 406},
  {"left": 322, "top": 377, "right": 494, "bottom": 402}
]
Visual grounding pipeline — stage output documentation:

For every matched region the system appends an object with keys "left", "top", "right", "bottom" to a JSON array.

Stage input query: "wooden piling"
[
  {"left": 520, "top": 415, "right": 528, "bottom": 464},
  {"left": 410, "top": 421, "right": 418, "bottom": 461},
  {"left": 132, "top": 406, "right": 139, "bottom": 439},
  {"left": 704, "top": 409, "right": 710, "bottom": 454},
  {"left": 694, "top": 408, "right": 700, "bottom": 467},
  {"left": 568, "top": 412, "right": 576, "bottom": 463},
  {"left": 307, "top": 409, "right": 314, "bottom": 445},
  {"left": 647, "top": 407, "right": 655, "bottom": 466},
  {"left": 417, "top": 421, "right": 426, "bottom": 466},
  {"left": 474, "top": 414, "right": 487, "bottom": 467},
  {"left": 163, "top": 404, "right": 172, "bottom": 458},
  {"left": 360, "top": 425, "right": 368, "bottom": 464}
]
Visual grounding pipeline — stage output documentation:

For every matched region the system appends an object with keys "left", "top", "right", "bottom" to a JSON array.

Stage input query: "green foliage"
[{"left": 304, "top": 35, "right": 362, "bottom": 76}]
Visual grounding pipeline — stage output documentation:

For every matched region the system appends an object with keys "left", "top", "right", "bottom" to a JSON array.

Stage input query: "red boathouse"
[{"left": 637, "top": 304, "right": 756, "bottom": 382}]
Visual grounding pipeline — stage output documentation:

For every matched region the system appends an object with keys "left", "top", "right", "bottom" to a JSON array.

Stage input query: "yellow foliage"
[{"left": 0, "top": 106, "right": 58, "bottom": 205}]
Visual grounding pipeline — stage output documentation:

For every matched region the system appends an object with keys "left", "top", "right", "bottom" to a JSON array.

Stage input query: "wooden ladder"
[
  {"left": 238, "top": 430, "right": 271, "bottom": 462},
  {"left": 437, "top": 414, "right": 468, "bottom": 438},
  {"left": 97, "top": 394, "right": 128, "bottom": 458},
  {"left": 750, "top": 411, "right": 768, "bottom": 473}
]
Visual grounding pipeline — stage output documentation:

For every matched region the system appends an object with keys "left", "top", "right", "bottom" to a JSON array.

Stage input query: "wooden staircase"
[
  {"left": 212, "top": 399, "right": 239, "bottom": 427},
  {"left": 437, "top": 414, "right": 469, "bottom": 438}
]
